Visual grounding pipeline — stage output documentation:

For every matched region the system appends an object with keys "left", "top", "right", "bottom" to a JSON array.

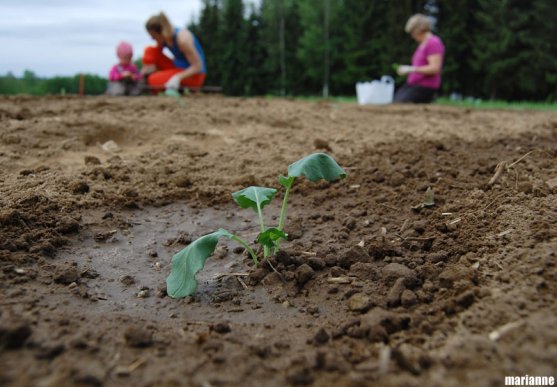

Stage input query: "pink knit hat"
[{"left": 116, "top": 41, "right": 133, "bottom": 59}]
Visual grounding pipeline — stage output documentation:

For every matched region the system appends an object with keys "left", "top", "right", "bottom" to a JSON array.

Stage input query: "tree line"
[
  {"left": 189, "top": 0, "right": 557, "bottom": 101},
  {"left": 0, "top": 70, "right": 107, "bottom": 96},
  {"left": 1, "top": 0, "right": 556, "bottom": 101}
]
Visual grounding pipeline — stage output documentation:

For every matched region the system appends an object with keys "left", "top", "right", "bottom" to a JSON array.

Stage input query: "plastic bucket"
[{"left": 355, "top": 76, "right": 394, "bottom": 105}]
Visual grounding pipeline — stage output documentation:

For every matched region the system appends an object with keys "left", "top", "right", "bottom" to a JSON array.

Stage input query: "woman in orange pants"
[{"left": 142, "top": 12, "right": 206, "bottom": 92}]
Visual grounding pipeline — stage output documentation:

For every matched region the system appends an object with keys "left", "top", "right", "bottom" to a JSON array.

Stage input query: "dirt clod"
[
  {"left": 213, "top": 322, "right": 231, "bottom": 334},
  {"left": 0, "top": 319, "right": 32, "bottom": 349},
  {"left": 439, "top": 265, "right": 475, "bottom": 288},
  {"left": 361, "top": 307, "right": 411, "bottom": 336},
  {"left": 35, "top": 344, "right": 65, "bottom": 360},
  {"left": 247, "top": 268, "right": 268, "bottom": 286},
  {"left": 70, "top": 181, "right": 90, "bottom": 194},
  {"left": 56, "top": 218, "right": 80, "bottom": 234},
  {"left": 347, "top": 293, "right": 372, "bottom": 313},
  {"left": 287, "top": 368, "right": 314, "bottom": 386},
  {"left": 84, "top": 156, "right": 101, "bottom": 165},
  {"left": 307, "top": 257, "right": 326, "bottom": 271},
  {"left": 119, "top": 275, "right": 136, "bottom": 286},
  {"left": 313, "top": 327, "right": 330, "bottom": 345},
  {"left": 455, "top": 289, "right": 476, "bottom": 308},
  {"left": 387, "top": 277, "right": 406, "bottom": 307},
  {"left": 54, "top": 266, "right": 80, "bottom": 285},
  {"left": 382, "top": 263, "right": 419, "bottom": 287},
  {"left": 400, "top": 289, "right": 418, "bottom": 308},
  {"left": 338, "top": 245, "right": 370, "bottom": 268},
  {"left": 295, "top": 264, "right": 315, "bottom": 285},
  {"left": 313, "top": 138, "right": 332, "bottom": 151},
  {"left": 124, "top": 327, "right": 153, "bottom": 348}
]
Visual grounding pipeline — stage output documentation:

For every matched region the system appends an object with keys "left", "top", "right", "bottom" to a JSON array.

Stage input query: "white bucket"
[{"left": 355, "top": 76, "right": 395, "bottom": 105}]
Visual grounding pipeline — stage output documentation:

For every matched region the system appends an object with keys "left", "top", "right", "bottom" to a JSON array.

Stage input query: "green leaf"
[
  {"left": 257, "top": 228, "right": 288, "bottom": 249},
  {"left": 279, "top": 175, "right": 295, "bottom": 188},
  {"left": 232, "top": 186, "right": 278, "bottom": 212},
  {"left": 288, "top": 153, "right": 347, "bottom": 182},
  {"left": 166, "top": 228, "right": 233, "bottom": 298}
]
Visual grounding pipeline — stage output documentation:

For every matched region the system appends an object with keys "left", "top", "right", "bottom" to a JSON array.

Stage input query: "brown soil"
[{"left": 1, "top": 95, "right": 556, "bottom": 387}]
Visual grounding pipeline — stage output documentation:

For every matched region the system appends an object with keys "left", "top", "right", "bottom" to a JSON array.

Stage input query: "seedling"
[
  {"left": 411, "top": 187, "right": 435, "bottom": 211},
  {"left": 166, "top": 153, "right": 347, "bottom": 298}
]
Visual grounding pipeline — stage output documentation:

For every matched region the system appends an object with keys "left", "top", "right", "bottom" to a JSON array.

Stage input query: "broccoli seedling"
[{"left": 166, "top": 153, "right": 346, "bottom": 298}]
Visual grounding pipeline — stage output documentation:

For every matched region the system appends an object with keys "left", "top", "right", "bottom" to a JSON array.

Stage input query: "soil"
[{"left": 0, "top": 95, "right": 556, "bottom": 387}]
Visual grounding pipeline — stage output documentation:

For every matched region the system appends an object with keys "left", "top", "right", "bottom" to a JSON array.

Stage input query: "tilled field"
[{"left": 0, "top": 95, "right": 556, "bottom": 387}]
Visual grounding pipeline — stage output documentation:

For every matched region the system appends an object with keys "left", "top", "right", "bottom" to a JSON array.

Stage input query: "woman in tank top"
[{"left": 142, "top": 12, "right": 207, "bottom": 92}]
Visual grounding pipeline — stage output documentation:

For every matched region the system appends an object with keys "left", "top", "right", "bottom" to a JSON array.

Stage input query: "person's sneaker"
[{"left": 164, "top": 89, "right": 181, "bottom": 98}]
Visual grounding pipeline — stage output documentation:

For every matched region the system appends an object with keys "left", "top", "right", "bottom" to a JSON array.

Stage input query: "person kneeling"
[
  {"left": 394, "top": 14, "right": 445, "bottom": 104},
  {"left": 141, "top": 12, "right": 206, "bottom": 93}
]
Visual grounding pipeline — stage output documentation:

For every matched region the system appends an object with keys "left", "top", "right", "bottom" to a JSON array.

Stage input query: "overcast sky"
[{"left": 0, "top": 0, "right": 210, "bottom": 77}]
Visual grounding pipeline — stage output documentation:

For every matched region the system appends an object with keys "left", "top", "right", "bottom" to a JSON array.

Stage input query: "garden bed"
[{"left": 0, "top": 95, "right": 556, "bottom": 386}]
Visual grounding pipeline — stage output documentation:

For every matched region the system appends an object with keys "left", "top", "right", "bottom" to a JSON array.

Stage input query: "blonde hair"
[
  {"left": 146, "top": 12, "right": 173, "bottom": 38},
  {"left": 404, "top": 14, "right": 432, "bottom": 34}
]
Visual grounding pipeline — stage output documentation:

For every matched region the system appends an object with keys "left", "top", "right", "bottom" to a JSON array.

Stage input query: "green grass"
[
  {"left": 434, "top": 97, "right": 557, "bottom": 111},
  {"left": 268, "top": 94, "right": 557, "bottom": 111},
  {"left": 266, "top": 94, "right": 357, "bottom": 104}
]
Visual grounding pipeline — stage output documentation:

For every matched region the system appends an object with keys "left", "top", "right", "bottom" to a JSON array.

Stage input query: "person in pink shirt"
[
  {"left": 106, "top": 41, "right": 142, "bottom": 96},
  {"left": 394, "top": 14, "right": 445, "bottom": 103}
]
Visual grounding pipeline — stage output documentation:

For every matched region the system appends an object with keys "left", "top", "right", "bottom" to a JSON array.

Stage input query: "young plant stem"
[
  {"left": 254, "top": 189, "right": 270, "bottom": 258},
  {"left": 275, "top": 178, "right": 294, "bottom": 254},
  {"left": 263, "top": 257, "right": 286, "bottom": 283},
  {"left": 231, "top": 235, "right": 258, "bottom": 265}
]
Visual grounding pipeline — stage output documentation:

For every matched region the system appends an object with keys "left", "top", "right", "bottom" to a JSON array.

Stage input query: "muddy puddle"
[{"left": 56, "top": 202, "right": 306, "bottom": 325}]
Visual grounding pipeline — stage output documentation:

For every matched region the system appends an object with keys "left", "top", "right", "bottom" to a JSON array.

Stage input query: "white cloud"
[{"left": 0, "top": 0, "right": 203, "bottom": 77}]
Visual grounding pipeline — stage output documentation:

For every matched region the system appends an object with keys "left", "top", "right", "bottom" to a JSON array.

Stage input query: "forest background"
[{"left": 1, "top": 0, "right": 556, "bottom": 102}]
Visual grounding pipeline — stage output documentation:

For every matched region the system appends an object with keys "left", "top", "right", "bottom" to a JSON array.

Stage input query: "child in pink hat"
[{"left": 107, "top": 41, "right": 142, "bottom": 96}]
